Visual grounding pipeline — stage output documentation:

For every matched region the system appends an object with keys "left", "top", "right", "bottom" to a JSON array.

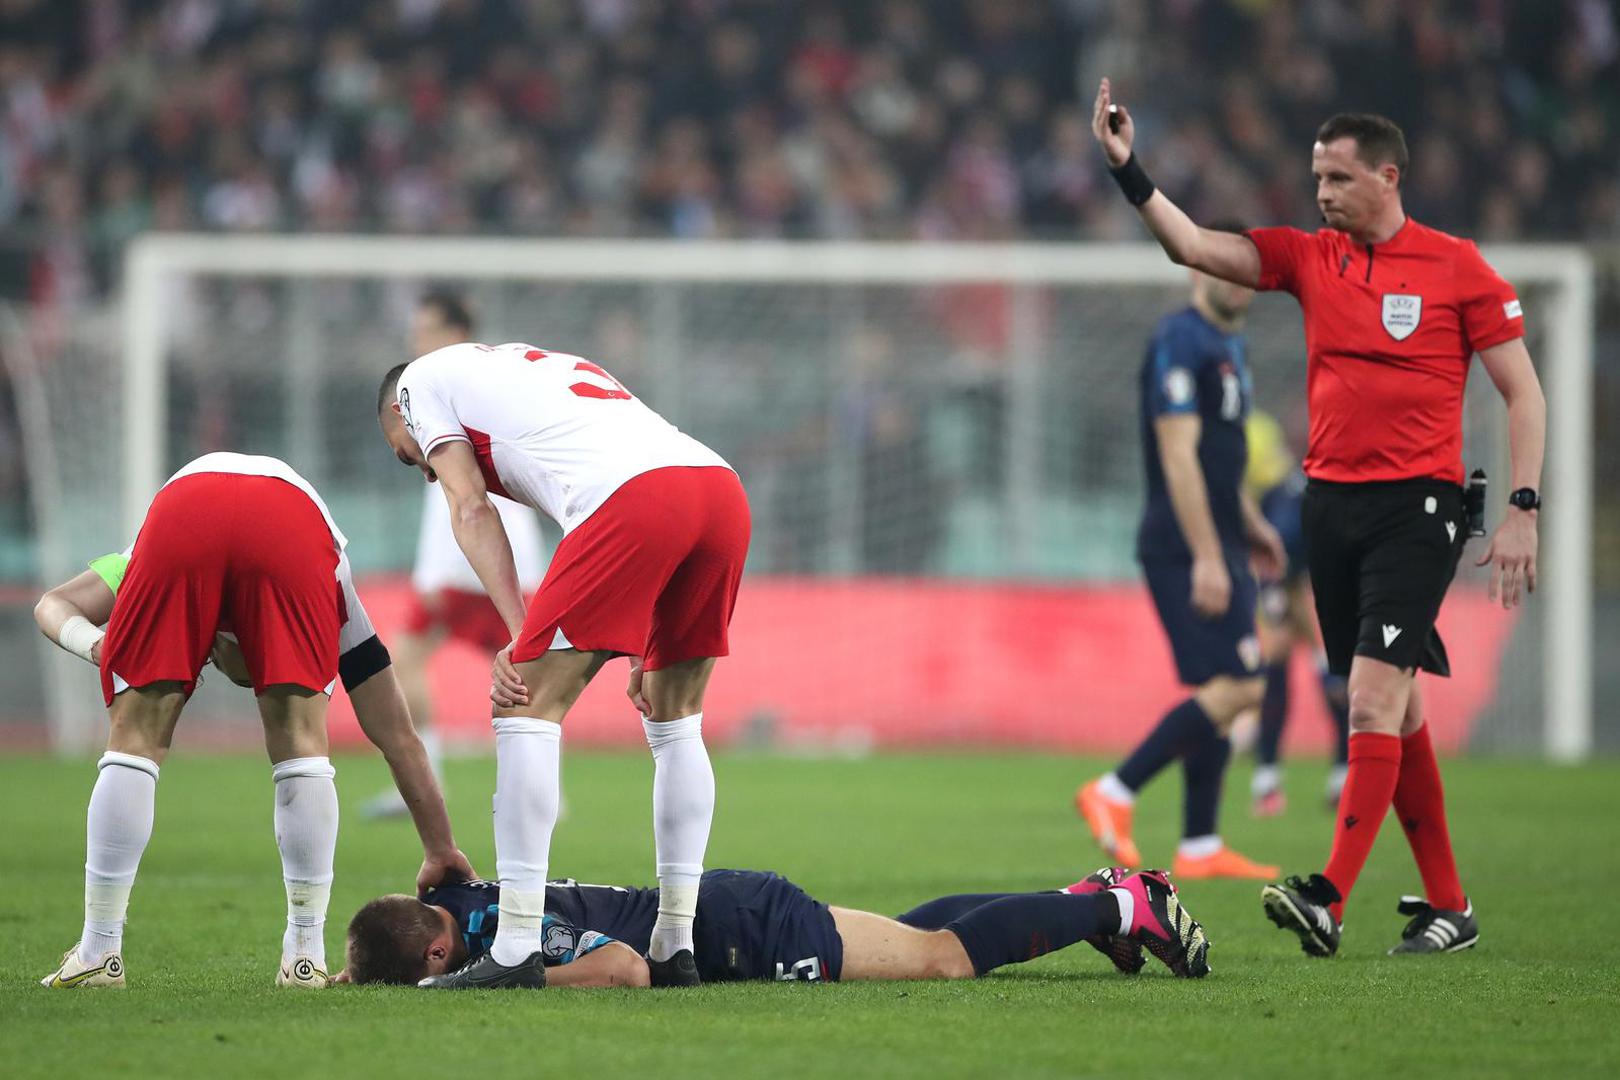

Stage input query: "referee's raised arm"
[{"left": 1091, "top": 77, "right": 1262, "bottom": 288}]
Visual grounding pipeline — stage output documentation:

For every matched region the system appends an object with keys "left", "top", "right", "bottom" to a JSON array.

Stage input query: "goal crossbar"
[{"left": 121, "top": 234, "right": 1595, "bottom": 759}]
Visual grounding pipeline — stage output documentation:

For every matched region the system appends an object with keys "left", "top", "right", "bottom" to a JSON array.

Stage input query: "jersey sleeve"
[
  {"left": 396, "top": 356, "right": 469, "bottom": 458},
  {"left": 537, "top": 912, "right": 618, "bottom": 967},
  {"left": 1244, "top": 226, "right": 1314, "bottom": 294},
  {"left": 88, "top": 548, "right": 132, "bottom": 595},
  {"left": 335, "top": 551, "right": 390, "bottom": 692},
  {"left": 1145, "top": 320, "right": 1203, "bottom": 419},
  {"left": 1457, "top": 242, "right": 1525, "bottom": 352}
]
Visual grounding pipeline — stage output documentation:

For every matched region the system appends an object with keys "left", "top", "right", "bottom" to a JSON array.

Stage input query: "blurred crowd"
[{"left": 1, "top": 0, "right": 1618, "bottom": 306}]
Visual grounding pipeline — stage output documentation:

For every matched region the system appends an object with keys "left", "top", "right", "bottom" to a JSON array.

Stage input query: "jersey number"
[
  {"left": 523, "top": 348, "right": 633, "bottom": 401},
  {"left": 1220, "top": 370, "right": 1243, "bottom": 421}
]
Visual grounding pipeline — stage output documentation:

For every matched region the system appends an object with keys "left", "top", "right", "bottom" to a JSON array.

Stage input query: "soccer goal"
[{"left": 17, "top": 236, "right": 1595, "bottom": 758}]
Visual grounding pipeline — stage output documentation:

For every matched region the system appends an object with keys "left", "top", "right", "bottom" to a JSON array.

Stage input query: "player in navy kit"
[
  {"left": 338, "top": 865, "right": 1214, "bottom": 988},
  {"left": 1244, "top": 411, "right": 1351, "bottom": 816},
  {"left": 1077, "top": 227, "right": 1287, "bottom": 880}
]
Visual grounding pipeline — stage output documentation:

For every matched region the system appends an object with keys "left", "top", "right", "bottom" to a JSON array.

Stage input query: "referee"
[{"left": 1092, "top": 78, "right": 1545, "bottom": 958}]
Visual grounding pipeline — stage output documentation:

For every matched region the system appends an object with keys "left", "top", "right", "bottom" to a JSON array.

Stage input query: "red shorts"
[
  {"left": 512, "top": 466, "right": 750, "bottom": 671},
  {"left": 403, "top": 588, "right": 518, "bottom": 652},
  {"left": 100, "top": 473, "right": 342, "bottom": 704}
]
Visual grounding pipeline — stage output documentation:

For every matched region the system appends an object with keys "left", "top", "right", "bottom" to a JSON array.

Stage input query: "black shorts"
[
  {"left": 1302, "top": 478, "right": 1467, "bottom": 677},
  {"left": 1142, "top": 554, "right": 1261, "bottom": 686},
  {"left": 694, "top": 870, "right": 843, "bottom": 983}
]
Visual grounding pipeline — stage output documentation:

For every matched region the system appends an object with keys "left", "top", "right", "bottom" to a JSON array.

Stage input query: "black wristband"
[{"left": 1109, "top": 153, "right": 1156, "bottom": 207}]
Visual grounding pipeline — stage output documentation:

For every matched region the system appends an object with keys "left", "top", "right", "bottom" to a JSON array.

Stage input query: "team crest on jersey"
[
  {"left": 397, "top": 387, "right": 415, "bottom": 434},
  {"left": 1381, "top": 294, "right": 1422, "bottom": 341}
]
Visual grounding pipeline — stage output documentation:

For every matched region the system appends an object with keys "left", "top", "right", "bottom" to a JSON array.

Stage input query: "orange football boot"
[
  {"left": 1171, "top": 844, "right": 1279, "bottom": 880},
  {"left": 1075, "top": 779, "right": 1141, "bottom": 867}
]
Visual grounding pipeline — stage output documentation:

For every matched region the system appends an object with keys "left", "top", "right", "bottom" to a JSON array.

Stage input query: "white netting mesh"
[{"left": 7, "top": 241, "right": 1586, "bottom": 754}]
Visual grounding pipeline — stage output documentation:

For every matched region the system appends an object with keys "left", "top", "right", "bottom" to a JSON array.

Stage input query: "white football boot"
[
  {"left": 276, "top": 956, "right": 330, "bottom": 989},
  {"left": 41, "top": 945, "right": 125, "bottom": 989}
]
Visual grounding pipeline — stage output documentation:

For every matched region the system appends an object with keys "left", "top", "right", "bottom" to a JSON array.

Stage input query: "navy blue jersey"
[
  {"left": 1137, "top": 307, "right": 1253, "bottom": 562},
  {"left": 425, "top": 870, "right": 844, "bottom": 982},
  {"left": 424, "top": 879, "right": 628, "bottom": 967}
]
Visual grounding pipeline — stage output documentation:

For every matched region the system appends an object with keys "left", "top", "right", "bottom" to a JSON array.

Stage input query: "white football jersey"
[
  {"left": 413, "top": 485, "right": 549, "bottom": 594},
  {"left": 396, "top": 342, "right": 730, "bottom": 534}
]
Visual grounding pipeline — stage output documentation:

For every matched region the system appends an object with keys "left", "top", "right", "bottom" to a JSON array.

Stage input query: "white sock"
[
  {"left": 1251, "top": 764, "right": 1282, "bottom": 797},
  {"left": 420, "top": 725, "right": 445, "bottom": 782},
  {"left": 644, "top": 713, "right": 713, "bottom": 961},
  {"left": 272, "top": 757, "right": 338, "bottom": 967},
  {"left": 1177, "top": 834, "right": 1223, "bottom": 859},
  {"left": 80, "top": 752, "right": 159, "bottom": 966},
  {"left": 1108, "top": 887, "right": 1135, "bottom": 935},
  {"left": 489, "top": 717, "right": 562, "bottom": 967},
  {"left": 1098, "top": 772, "right": 1136, "bottom": 806},
  {"left": 1326, "top": 763, "right": 1349, "bottom": 797}
]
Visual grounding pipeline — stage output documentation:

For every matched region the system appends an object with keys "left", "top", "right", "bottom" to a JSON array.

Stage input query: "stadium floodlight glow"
[{"left": 89, "top": 235, "right": 1598, "bottom": 760}]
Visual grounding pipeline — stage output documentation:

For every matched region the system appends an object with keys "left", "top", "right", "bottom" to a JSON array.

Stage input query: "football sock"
[
  {"left": 80, "top": 752, "right": 159, "bottom": 966},
  {"left": 1392, "top": 724, "right": 1467, "bottom": 911},
  {"left": 271, "top": 757, "right": 338, "bottom": 967},
  {"left": 1256, "top": 660, "right": 1289, "bottom": 767},
  {"left": 1115, "top": 698, "right": 1217, "bottom": 793},
  {"left": 896, "top": 893, "right": 1021, "bottom": 928},
  {"left": 489, "top": 717, "right": 562, "bottom": 967},
  {"left": 1251, "top": 763, "right": 1282, "bottom": 798},
  {"left": 1322, "top": 731, "right": 1402, "bottom": 921},
  {"left": 1177, "top": 834, "right": 1223, "bottom": 859},
  {"left": 420, "top": 725, "right": 445, "bottom": 782},
  {"left": 943, "top": 891, "right": 1121, "bottom": 975},
  {"left": 644, "top": 713, "right": 713, "bottom": 962},
  {"left": 1181, "top": 734, "right": 1231, "bottom": 840}
]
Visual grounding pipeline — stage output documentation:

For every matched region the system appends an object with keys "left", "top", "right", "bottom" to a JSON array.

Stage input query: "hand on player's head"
[{"left": 1090, "top": 77, "right": 1134, "bottom": 167}]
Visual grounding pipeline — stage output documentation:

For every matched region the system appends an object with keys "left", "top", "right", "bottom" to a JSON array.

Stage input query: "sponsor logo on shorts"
[
  {"left": 1238, "top": 635, "right": 1262, "bottom": 672},
  {"left": 1381, "top": 624, "right": 1403, "bottom": 648}
]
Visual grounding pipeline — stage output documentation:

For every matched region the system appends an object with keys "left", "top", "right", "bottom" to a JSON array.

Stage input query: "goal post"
[{"left": 105, "top": 234, "right": 1592, "bottom": 759}]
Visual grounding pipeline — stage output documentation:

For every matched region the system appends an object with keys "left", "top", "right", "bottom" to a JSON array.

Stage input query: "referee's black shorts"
[{"left": 1303, "top": 478, "right": 1468, "bottom": 678}]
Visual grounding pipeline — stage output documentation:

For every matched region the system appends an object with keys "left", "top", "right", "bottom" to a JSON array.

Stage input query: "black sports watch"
[{"left": 1508, "top": 487, "right": 1541, "bottom": 512}]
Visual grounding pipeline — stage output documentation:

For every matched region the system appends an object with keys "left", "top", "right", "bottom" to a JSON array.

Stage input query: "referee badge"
[{"left": 1381, "top": 294, "right": 1422, "bottom": 341}]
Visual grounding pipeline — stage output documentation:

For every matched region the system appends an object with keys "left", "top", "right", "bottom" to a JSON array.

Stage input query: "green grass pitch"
[{"left": 3, "top": 750, "right": 1617, "bottom": 1078}]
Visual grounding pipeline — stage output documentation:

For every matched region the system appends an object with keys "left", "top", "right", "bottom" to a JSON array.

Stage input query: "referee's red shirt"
[{"left": 1246, "top": 219, "right": 1524, "bottom": 485}]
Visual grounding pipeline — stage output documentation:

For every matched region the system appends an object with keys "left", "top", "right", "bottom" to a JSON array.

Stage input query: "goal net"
[{"left": 11, "top": 237, "right": 1593, "bottom": 758}]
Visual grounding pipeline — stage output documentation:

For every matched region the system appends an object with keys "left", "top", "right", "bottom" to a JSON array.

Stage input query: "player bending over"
[
  {"left": 378, "top": 340, "right": 750, "bottom": 988},
  {"left": 363, "top": 291, "right": 550, "bottom": 819},
  {"left": 340, "top": 865, "right": 1210, "bottom": 988},
  {"left": 35, "top": 452, "right": 473, "bottom": 990}
]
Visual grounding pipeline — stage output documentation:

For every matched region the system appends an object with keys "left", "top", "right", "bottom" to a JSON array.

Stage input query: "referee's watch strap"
[{"left": 1109, "top": 154, "right": 1157, "bottom": 207}]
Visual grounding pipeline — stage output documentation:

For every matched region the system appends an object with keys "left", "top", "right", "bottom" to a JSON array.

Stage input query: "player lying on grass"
[
  {"left": 34, "top": 452, "right": 473, "bottom": 991},
  {"left": 338, "top": 865, "right": 1210, "bottom": 988}
]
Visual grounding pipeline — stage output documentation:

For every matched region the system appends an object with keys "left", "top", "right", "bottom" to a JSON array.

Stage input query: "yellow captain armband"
[{"left": 89, "top": 552, "right": 130, "bottom": 596}]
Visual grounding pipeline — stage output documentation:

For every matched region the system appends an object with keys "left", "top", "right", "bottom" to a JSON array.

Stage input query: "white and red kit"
[
  {"left": 405, "top": 487, "right": 549, "bottom": 651},
  {"left": 98, "top": 453, "right": 387, "bottom": 703},
  {"left": 395, "top": 342, "right": 750, "bottom": 670}
]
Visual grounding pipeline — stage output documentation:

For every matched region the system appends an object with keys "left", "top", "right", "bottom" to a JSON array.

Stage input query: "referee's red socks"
[
  {"left": 1322, "top": 732, "right": 1402, "bottom": 922},
  {"left": 1392, "top": 723, "right": 1467, "bottom": 912}
]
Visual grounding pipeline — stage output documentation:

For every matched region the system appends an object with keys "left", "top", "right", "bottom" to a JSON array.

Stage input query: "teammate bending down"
[
  {"left": 339, "top": 866, "right": 1210, "bottom": 988},
  {"left": 35, "top": 453, "right": 472, "bottom": 990},
  {"left": 378, "top": 340, "right": 750, "bottom": 989}
]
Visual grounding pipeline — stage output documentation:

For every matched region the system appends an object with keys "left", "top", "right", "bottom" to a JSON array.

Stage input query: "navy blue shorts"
[
  {"left": 1142, "top": 554, "right": 1261, "bottom": 686},
  {"left": 1261, "top": 484, "right": 1309, "bottom": 583},
  {"left": 694, "top": 870, "right": 843, "bottom": 983}
]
